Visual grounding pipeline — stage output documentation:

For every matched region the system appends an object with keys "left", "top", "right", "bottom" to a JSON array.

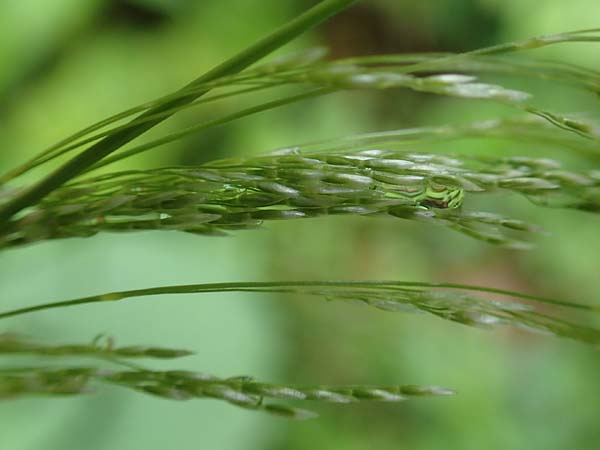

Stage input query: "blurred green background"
[{"left": 1, "top": 1, "right": 600, "bottom": 449}]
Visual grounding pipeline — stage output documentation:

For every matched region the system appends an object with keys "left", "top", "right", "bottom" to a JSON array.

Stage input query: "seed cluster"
[
  {"left": 3, "top": 150, "right": 598, "bottom": 249},
  {"left": 0, "top": 366, "right": 453, "bottom": 418}
]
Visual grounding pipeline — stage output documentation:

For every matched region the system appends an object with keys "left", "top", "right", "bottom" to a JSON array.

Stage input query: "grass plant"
[{"left": 1, "top": 0, "right": 599, "bottom": 419}]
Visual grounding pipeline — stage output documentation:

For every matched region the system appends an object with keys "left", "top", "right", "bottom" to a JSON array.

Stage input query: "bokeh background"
[{"left": 1, "top": 1, "right": 600, "bottom": 449}]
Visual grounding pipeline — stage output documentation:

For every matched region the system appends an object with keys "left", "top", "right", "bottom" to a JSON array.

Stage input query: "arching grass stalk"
[
  {"left": 269, "top": 117, "right": 600, "bottom": 157},
  {"left": 297, "top": 65, "right": 598, "bottom": 140},
  {"left": 340, "top": 54, "right": 600, "bottom": 87},
  {"left": 398, "top": 29, "right": 600, "bottom": 72},
  {"left": 1, "top": 280, "right": 598, "bottom": 344},
  {"left": 0, "top": 0, "right": 359, "bottom": 226},
  {"left": 86, "top": 88, "right": 334, "bottom": 173},
  {"left": 0, "top": 82, "right": 290, "bottom": 183}
]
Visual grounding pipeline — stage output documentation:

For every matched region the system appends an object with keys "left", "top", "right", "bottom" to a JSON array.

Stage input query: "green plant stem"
[
  {"left": 86, "top": 88, "right": 334, "bottom": 173},
  {"left": 0, "top": 280, "right": 593, "bottom": 320},
  {"left": 0, "top": 83, "right": 287, "bottom": 183},
  {"left": 0, "top": 0, "right": 358, "bottom": 227}
]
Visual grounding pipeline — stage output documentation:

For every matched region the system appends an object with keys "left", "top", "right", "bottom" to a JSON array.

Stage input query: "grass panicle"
[
  {"left": 1, "top": 1, "right": 600, "bottom": 420},
  {"left": 3, "top": 29, "right": 600, "bottom": 191},
  {"left": 0, "top": 366, "right": 453, "bottom": 419},
  {"left": 1, "top": 281, "right": 598, "bottom": 345},
  {"left": 0, "top": 333, "right": 193, "bottom": 360},
  {"left": 3, "top": 149, "right": 599, "bottom": 249}
]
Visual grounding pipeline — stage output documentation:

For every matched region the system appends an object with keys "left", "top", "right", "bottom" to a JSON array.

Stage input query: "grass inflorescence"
[
  {"left": 1, "top": 281, "right": 598, "bottom": 345},
  {"left": 1, "top": 0, "right": 600, "bottom": 419},
  {"left": 0, "top": 365, "right": 453, "bottom": 418},
  {"left": 2, "top": 149, "right": 599, "bottom": 249},
  {"left": 0, "top": 333, "right": 193, "bottom": 360}
]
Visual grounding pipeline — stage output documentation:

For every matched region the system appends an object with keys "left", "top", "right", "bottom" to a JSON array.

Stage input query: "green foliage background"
[{"left": 1, "top": 0, "right": 599, "bottom": 449}]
